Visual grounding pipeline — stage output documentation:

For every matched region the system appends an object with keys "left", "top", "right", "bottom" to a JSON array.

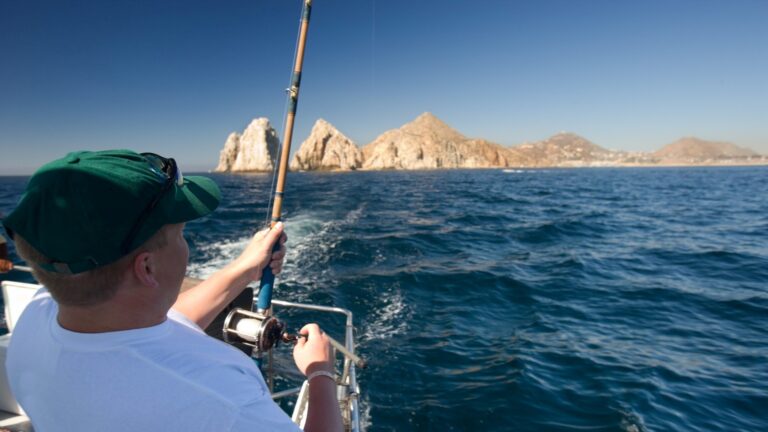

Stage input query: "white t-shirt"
[{"left": 6, "top": 288, "right": 301, "bottom": 432}]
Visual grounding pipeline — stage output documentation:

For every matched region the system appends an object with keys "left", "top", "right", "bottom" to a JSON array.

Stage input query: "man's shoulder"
[
  {"left": 9, "top": 287, "right": 55, "bottom": 332},
  {"left": 27, "top": 286, "right": 53, "bottom": 303},
  {"left": 167, "top": 307, "right": 205, "bottom": 332}
]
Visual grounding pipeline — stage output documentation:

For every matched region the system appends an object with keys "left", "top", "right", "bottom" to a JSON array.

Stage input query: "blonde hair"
[{"left": 14, "top": 227, "right": 169, "bottom": 307}]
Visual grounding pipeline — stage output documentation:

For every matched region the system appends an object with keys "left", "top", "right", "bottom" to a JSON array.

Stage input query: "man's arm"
[
  {"left": 172, "top": 223, "right": 287, "bottom": 329},
  {"left": 294, "top": 324, "right": 344, "bottom": 432}
]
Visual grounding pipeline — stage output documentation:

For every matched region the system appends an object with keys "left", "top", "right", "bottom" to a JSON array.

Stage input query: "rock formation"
[
  {"left": 653, "top": 137, "right": 757, "bottom": 162},
  {"left": 290, "top": 119, "right": 362, "bottom": 171},
  {"left": 361, "top": 112, "right": 512, "bottom": 169},
  {"left": 216, "top": 115, "right": 764, "bottom": 172},
  {"left": 215, "top": 118, "right": 280, "bottom": 172}
]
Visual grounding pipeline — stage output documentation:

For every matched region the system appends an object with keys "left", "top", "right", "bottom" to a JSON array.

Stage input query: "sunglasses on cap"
[{"left": 120, "top": 153, "right": 184, "bottom": 253}]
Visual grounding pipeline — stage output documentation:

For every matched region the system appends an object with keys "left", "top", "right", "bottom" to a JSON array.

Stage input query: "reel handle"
[{"left": 282, "top": 332, "right": 367, "bottom": 369}]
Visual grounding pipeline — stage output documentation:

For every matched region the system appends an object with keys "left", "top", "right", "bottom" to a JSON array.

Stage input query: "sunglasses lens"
[
  {"left": 142, "top": 153, "right": 183, "bottom": 186},
  {"left": 146, "top": 154, "right": 165, "bottom": 171}
]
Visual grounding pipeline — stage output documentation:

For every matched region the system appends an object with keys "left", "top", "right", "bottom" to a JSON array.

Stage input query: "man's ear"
[{"left": 132, "top": 251, "right": 159, "bottom": 289}]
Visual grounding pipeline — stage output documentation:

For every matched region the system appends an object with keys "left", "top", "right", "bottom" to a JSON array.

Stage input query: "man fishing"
[{"left": 2, "top": 150, "right": 343, "bottom": 431}]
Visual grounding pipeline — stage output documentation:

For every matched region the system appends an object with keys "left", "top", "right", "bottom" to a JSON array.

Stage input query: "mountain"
[
  {"left": 215, "top": 118, "right": 280, "bottom": 172},
  {"left": 361, "top": 113, "right": 512, "bottom": 169},
  {"left": 290, "top": 119, "right": 363, "bottom": 171},
  {"left": 653, "top": 137, "right": 758, "bottom": 161},
  {"left": 512, "top": 132, "right": 617, "bottom": 167}
]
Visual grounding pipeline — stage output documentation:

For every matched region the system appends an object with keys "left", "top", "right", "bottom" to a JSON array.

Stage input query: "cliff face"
[
  {"left": 215, "top": 118, "right": 280, "bottom": 172},
  {"left": 653, "top": 137, "right": 757, "bottom": 161},
  {"left": 290, "top": 119, "right": 362, "bottom": 171},
  {"left": 362, "top": 113, "right": 511, "bottom": 169}
]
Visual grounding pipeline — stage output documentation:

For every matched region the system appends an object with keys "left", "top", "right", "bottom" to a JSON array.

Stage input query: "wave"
[{"left": 359, "top": 285, "right": 409, "bottom": 343}]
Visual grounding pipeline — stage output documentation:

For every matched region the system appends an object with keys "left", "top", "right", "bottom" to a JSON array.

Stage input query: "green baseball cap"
[{"left": 2, "top": 150, "right": 221, "bottom": 274}]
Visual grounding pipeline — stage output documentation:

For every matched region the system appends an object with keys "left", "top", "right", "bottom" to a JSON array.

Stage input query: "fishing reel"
[
  {"left": 222, "top": 307, "right": 368, "bottom": 369},
  {"left": 222, "top": 308, "right": 287, "bottom": 356}
]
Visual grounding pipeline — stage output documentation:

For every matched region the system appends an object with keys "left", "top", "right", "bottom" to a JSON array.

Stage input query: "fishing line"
[{"left": 371, "top": 0, "right": 376, "bottom": 93}]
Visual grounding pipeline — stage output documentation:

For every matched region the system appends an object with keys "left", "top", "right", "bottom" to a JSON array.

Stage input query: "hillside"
[
  {"left": 361, "top": 113, "right": 512, "bottom": 169},
  {"left": 512, "top": 133, "right": 618, "bottom": 167},
  {"left": 654, "top": 137, "right": 757, "bottom": 161}
]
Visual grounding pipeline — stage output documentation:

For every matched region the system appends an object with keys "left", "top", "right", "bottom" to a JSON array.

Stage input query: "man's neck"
[{"left": 57, "top": 286, "right": 170, "bottom": 333}]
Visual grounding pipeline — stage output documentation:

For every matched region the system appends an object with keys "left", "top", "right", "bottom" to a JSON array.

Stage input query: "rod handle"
[
  {"left": 257, "top": 266, "right": 274, "bottom": 311},
  {"left": 256, "top": 239, "right": 281, "bottom": 311}
]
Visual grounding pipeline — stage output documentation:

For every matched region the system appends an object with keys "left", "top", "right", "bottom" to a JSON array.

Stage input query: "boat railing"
[{"left": 269, "top": 299, "right": 361, "bottom": 432}]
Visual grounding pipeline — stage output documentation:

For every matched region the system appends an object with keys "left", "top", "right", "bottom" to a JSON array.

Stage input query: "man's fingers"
[
  {"left": 270, "top": 262, "right": 282, "bottom": 275},
  {"left": 271, "top": 246, "right": 286, "bottom": 261},
  {"left": 254, "top": 227, "right": 270, "bottom": 241},
  {"left": 265, "top": 222, "right": 284, "bottom": 246},
  {"left": 252, "top": 222, "right": 283, "bottom": 246},
  {"left": 299, "top": 323, "right": 321, "bottom": 339},
  {"left": 294, "top": 334, "right": 307, "bottom": 349}
]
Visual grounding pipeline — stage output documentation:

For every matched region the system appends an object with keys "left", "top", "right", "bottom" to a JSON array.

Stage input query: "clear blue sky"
[{"left": 1, "top": 0, "right": 767, "bottom": 174}]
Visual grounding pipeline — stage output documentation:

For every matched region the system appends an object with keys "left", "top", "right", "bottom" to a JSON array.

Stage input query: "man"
[{"left": 2, "top": 150, "right": 343, "bottom": 431}]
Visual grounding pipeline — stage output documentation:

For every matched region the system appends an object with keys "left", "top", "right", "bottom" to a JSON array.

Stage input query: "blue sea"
[{"left": 1, "top": 167, "right": 767, "bottom": 431}]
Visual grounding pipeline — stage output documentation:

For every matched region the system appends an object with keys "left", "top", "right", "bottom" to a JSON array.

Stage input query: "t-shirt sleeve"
[
  {"left": 229, "top": 397, "right": 303, "bottom": 432},
  {"left": 168, "top": 308, "right": 205, "bottom": 334}
]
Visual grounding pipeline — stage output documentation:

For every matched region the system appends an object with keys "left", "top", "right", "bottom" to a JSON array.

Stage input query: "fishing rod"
[
  {"left": 222, "top": 0, "right": 366, "bottom": 379},
  {"left": 257, "top": 0, "right": 312, "bottom": 316},
  {"left": 226, "top": 0, "right": 313, "bottom": 370}
]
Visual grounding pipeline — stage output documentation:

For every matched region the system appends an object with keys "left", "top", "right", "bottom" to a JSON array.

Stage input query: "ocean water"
[{"left": 1, "top": 167, "right": 767, "bottom": 431}]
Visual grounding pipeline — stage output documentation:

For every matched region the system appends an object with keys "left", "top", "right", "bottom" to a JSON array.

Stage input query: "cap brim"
[
  {"left": 116, "top": 174, "right": 222, "bottom": 256},
  {"left": 168, "top": 175, "right": 222, "bottom": 223}
]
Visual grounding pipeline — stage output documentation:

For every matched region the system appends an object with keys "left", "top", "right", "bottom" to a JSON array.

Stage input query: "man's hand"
[
  {"left": 0, "top": 259, "right": 12, "bottom": 273},
  {"left": 293, "top": 323, "right": 334, "bottom": 376},
  {"left": 294, "top": 323, "right": 344, "bottom": 432},
  {"left": 171, "top": 223, "right": 287, "bottom": 329},
  {"left": 230, "top": 222, "right": 288, "bottom": 283}
]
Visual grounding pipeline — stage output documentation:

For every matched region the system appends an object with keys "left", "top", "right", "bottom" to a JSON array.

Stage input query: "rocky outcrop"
[
  {"left": 653, "top": 137, "right": 757, "bottom": 162},
  {"left": 290, "top": 119, "right": 362, "bottom": 171},
  {"left": 215, "top": 118, "right": 280, "bottom": 172},
  {"left": 361, "top": 113, "right": 512, "bottom": 169}
]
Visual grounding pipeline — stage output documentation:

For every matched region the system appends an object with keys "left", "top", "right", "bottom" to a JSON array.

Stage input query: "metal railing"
[{"left": 270, "top": 299, "right": 361, "bottom": 432}]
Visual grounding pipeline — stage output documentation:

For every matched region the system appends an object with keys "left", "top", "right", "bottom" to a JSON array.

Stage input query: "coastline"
[{"left": 221, "top": 159, "right": 768, "bottom": 174}]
